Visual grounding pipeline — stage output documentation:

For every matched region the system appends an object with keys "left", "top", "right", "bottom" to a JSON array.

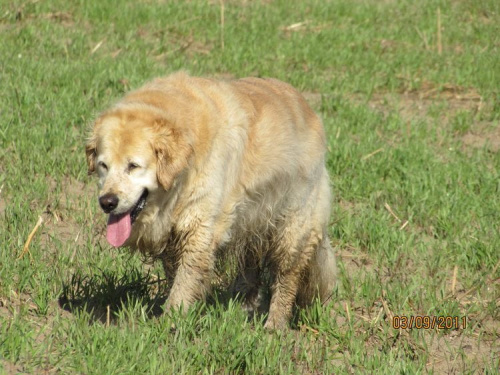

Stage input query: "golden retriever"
[{"left": 86, "top": 72, "right": 337, "bottom": 330}]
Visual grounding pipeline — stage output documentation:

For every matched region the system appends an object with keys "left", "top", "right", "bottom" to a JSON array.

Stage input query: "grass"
[{"left": 1, "top": 0, "right": 499, "bottom": 373}]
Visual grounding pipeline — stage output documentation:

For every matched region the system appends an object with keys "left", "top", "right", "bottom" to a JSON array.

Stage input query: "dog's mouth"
[
  {"left": 130, "top": 189, "right": 149, "bottom": 223},
  {"left": 106, "top": 189, "right": 149, "bottom": 247}
]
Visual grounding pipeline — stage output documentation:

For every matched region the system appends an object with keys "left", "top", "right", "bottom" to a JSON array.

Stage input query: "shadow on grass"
[
  {"left": 58, "top": 269, "right": 169, "bottom": 323},
  {"left": 59, "top": 269, "right": 314, "bottom": 329},
  {"left": 58, "top": 268, "right": 254, "bottom": 325}
]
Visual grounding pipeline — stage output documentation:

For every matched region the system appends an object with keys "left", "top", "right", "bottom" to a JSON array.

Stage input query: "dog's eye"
[
  {"left": 98, "top": 161, "right": 108, "bottom": 171},
  {"left": 128, "top": 162, "right": 140, "bottom": 171}
]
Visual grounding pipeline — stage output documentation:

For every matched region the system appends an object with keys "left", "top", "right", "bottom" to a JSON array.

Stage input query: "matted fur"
[{"left": 86, "top": 72, "right": 337, "bottom": 330}]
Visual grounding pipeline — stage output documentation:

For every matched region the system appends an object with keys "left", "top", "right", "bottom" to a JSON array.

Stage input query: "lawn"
[{"left": 0, "top": 0, "right": 499, "bottom": 373}]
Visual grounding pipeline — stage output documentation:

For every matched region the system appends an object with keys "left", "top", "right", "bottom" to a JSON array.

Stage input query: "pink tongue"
[{"left": 106, "top": 212, "right": 132, "bottom": 247}]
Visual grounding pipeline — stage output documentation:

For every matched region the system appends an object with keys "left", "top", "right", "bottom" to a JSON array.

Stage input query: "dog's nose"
[{"left": 99, "top": 193, "right": 119, "bottom": 213}]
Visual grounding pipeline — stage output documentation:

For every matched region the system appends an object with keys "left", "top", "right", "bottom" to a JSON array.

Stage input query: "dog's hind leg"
[
  {"left": 264, "top": 221, "right": 319, "bottom": 331},
  {"left": 264, "top": 171, "right": 336, "bottom": 330}
]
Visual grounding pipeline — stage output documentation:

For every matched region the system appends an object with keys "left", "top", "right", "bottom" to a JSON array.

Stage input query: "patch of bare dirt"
[
  {"left": 461, "top": 123, "right": 500, "bottom": 153},
  {"left": 0, "top": 359, "right": 24, "bottom": 375},
  {"left": 358, "top": 81, "right": 483, "bottom": 125},
  {"left": 337, "top": 246, "right": 375, "bottom": 279},
  {"left": 3, "top": 3, "right": 75, "bottom": 27},
  {"left": 136, "top": 27, "right": 213, "bottom": 61},
  {"left": 38, "top": 177, "right": 100, "bottom": 249},
  {"left": 37, "top": 12, "right": 74, "bottom": 27},
  {"left": 350, "top": 81, "right": 500, "bottom": 157},
  {"left": 425, "top": 329, "right": 499, "bottom": 373},
  {"left": 14, "top": 176, "right": 104, "bottom": 265}
]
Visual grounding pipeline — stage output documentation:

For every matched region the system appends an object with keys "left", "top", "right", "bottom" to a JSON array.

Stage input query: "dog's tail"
[{"left": 296, "top": 234, "right": 337, "bottom": 306}]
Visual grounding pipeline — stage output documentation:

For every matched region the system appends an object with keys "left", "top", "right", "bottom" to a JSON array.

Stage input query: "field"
[{"left": 1, "top": 0, "right": 499, "bottom": 373}]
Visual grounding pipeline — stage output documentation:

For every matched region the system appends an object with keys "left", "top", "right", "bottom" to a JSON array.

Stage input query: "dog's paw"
[
  {"left": 241, "top": 289, "right": 263, "bottom": 313},
  {"left": 263, "top": 316, "right": 288, "bottom": 331}
]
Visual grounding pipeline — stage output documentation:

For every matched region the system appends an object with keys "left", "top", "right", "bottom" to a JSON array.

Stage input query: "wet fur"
[{"left": 86, "top": 72, "right": 337, "bottom": 330}]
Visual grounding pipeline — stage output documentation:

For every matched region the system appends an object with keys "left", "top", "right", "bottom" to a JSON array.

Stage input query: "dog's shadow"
[
  {"left": 58, "top": 269, "right": 267, "bottom": 325},
  {"left": 58, "top": 269, "right": 170, "bottom": 323}
]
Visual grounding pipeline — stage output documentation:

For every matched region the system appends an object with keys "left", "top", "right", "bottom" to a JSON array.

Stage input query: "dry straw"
[
  {"left": 437, "top": 8, "right": 442, "bottom": 55},
  {"left": 219, "top": 0, "right": 225, "bottom": 50},
  {"left": 19, "top": 215, "right": 43, "bottom": 260}
]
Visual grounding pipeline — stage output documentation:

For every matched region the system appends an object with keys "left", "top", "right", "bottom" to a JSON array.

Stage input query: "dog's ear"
[
  {"left": 153, "top": 120, "right": 193, "bottom": 190},
  {"left": 86, "top": 118, "right": 104, "bottom": 175},
  {"left": 85, "top": 133, "right": 97, "bottom": 175}
]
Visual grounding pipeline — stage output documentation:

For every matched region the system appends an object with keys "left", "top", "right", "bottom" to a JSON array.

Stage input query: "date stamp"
[{"left": 392, "top": 316, "right": 467, "bottom": 330}]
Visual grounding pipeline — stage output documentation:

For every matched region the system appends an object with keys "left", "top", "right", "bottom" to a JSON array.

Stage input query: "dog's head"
[{"left": 86, "top": 106, "right": 193, "bottom": 247}]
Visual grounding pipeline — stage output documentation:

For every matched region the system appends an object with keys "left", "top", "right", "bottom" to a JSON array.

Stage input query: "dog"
[{"left": 86, "top": 72, "right": 337, "bottom": 330}]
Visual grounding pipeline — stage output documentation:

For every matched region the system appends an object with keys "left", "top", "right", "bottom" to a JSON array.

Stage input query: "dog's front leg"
[{"left": 164, "top": 228, "right": 215, "bottom": 313}]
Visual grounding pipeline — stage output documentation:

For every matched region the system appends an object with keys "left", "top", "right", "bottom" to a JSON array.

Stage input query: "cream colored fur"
[{"left": 86, "top": 72, "right": 337, "bottom": 330}]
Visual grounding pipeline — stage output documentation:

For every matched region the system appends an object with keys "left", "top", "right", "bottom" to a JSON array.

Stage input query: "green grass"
[{"left": 1, "top": 0, "right": 499, "bottom": 373}]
